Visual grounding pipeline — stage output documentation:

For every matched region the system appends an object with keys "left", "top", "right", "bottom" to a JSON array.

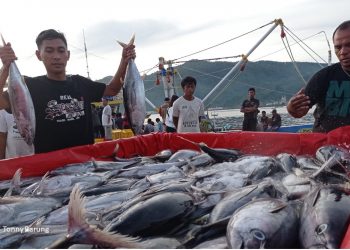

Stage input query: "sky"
[{"left": 0, "top": 0, "right": 349, "bottom": 81}]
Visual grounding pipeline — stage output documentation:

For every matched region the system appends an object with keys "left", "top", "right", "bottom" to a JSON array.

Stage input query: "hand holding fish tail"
[
  {"left": 122, "top": 43, "right": 136, "bottom": 62},
  {"left": 0, "top": 39, "right": 18, "bottom": 68},
  {"left": 103, "top": 36, "right": 136, "bottom": 97},
  {"left": 119, "top": 34, "right": 136, "bottom": 65},
  {"left": 0, "top": 41, "right": 16, "bottom": 96}
]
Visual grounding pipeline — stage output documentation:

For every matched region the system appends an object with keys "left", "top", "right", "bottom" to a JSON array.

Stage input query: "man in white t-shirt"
[
  {"left": 0, "top": 109, "right": 35, "bottom": 159},
  {"left": 101, "top": 98, "right": 113, "bottom": 140},
  {"left": 173, "top": 76, "right": 205, "bottom": 132}
]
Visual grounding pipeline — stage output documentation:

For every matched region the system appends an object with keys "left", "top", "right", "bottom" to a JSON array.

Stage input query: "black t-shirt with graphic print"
[
  {"left": 24, "top": 75, "right": 106, "bottom": 153},
  {"left": 305, "top": 63, "right": 350, "bottom": 132}
]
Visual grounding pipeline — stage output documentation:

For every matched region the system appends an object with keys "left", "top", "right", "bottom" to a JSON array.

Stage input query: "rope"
[
  {"left": 280, "top": 28, "right": 308, "bottom": 85},
  {"left": 174, "top": 55, "right": 243, "bottom": 64},
  {"left": 171, "top": 21, "right": 275, "bottom": 62},
  {"left": 283, "top": 26, "right": 326, "bottom": 66},
  {"left": 206, "top": 70, "right": 242, "bottom": 108},
  {"left": 252, "top": 31, "right": 328, "bottom": 62}
]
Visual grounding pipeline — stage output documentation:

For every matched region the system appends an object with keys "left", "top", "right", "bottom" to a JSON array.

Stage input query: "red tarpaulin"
[
  {"left": 0, "top": 126, "right": 350, "bottom": 248},
  {"left": 3, "top": 125, "right": 350, "bottom": 180}
]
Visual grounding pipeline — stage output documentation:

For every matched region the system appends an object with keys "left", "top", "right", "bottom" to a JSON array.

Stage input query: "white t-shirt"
[
  {"left": 165, "top": 107, "right": 176, "bottom": 129},
  {"left": 172, "top": 96, "right": 205, "bottom": 132},
  {"left": 0, "top": 110, "right": 35, "bottom": 159},
  {"left": 102, "top": 105, "right": 112, "bottom": 126}
]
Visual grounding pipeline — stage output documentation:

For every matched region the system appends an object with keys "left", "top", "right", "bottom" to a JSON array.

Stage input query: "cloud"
[{"left": 73, "top": 19, "right": 221, "bottom": 55}]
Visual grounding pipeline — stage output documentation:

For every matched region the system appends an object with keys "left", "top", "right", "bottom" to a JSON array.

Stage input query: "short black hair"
[
  {"left": 181, "top": 76, "right": 197, "bottom": 88},
  {"left": 332, "top": 20, "right": 350, "bottom": 40},
  {"left": 36, "top": 29, "right": 67, "bottom": 49},
  {"left": 248, "top": 87, "right": 255, "bottom": 92},
  {"left": 164, "top": 97, "right": 170, "bottom": 101}
]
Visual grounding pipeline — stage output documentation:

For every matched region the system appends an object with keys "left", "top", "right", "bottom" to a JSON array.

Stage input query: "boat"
[{"left": 277, "top": 124, "right": 313, "bottom": 133}]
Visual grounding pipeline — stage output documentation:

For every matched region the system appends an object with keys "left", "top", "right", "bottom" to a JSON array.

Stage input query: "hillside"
[{"left": 98, "top": 60, "right": 326, "bottom": 110}]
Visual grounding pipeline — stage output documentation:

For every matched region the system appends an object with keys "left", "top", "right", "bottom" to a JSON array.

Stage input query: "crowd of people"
[
  {"left": 91, "top": 100, "right": 130, "bottom": 140},
  {"left": 0, "top": 20, "right": 349, "bottom": 159}
]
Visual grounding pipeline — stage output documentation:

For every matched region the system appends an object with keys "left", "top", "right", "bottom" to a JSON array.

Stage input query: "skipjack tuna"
[
  {"left": 0, "top": 143, "right": 349, "bottom": 248},
  {"left": 118, "top": 34, "right": 146, "bottom": 136},
  {"left": 1, "top": 34, "right": 35, "bottom": 145}
]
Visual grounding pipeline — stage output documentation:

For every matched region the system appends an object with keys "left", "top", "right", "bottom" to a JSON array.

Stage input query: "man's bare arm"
[{"left": 173, "top": 116, "right": 179, "bottom": 130}]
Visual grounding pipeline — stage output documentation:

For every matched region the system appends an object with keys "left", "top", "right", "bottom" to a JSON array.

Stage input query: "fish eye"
[
  {"left": 316, "top": 224, "right": 328, "bottom": 235},
  {"left": 251, "top": 229, "right": 266, "bottom": 241}
]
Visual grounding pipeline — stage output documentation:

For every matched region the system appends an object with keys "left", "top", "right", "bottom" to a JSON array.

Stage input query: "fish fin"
[
  {"left": 128, "top": 34, "right": 135, "bottom": 46},
  {"left": 269, "top": 200, "right": 288, "bottom": 213},
  {"left": 29, "top": 216, "right": 46, "bottom": 227},
  {"left": 117, "top": 34, "right": 135, "bottom": 48},
  {"left": 236, "top": 185, "right": 258, "bottom": 201},
  {"left": 68, "top": 184, "right": 140, "bottom": 248},
  {"left": 0, "top": 33, "right": 6, "bottom": 46},
  {"left": 33, "top": 171, "right": 49, "bottom": 196},
  {"left": 112, "top": 143, "right": 119, "bottom": 157},
  {"left": 3, "top": 168, "right": 22, "bottom": 197},
  {"left": 310, "top": 186, "right": 322, "bottom": 207},
  {"left": 116, "top": 40, "right": 127, "bottom": 48}
]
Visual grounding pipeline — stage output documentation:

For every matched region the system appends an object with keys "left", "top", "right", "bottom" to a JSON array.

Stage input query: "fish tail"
[
  {"left": 3, "top": 168, "right": 22, "bottom": 197},
  {"left": 68, "top": 185, "right": 141, "bottom": 248},
  {"left": 117, "top": 33, "right": 135, "bottom": 48},
  {"left": 0, "top": 33, "right": 6, "bottom": 46},
  {"left": 117, "top": 40, "right": 127, "bottom": 48}
]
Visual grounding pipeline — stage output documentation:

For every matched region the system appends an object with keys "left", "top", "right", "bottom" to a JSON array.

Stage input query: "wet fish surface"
[
  {"left": 1, "top": 35, "right": 35, "bottom": 145},
  {"left": 0, "top": 144, "right": 350, "bottom": 248},
  {"left": 118, "top": 35, "right": 146, "bottom": 135}
]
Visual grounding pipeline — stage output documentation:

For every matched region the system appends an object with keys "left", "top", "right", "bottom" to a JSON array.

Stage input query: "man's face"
[
  {"left": 334, "top": 27, "right": 350, "bottom": 71},
  {"left": 36, "top": 38, "right": 70, "bottom": 75},
  {"left": 248, "top": 90, "right": 255, "bottom": 99},
  {"left": 183, "top": 82, "right": 196, "bottom": 96}
]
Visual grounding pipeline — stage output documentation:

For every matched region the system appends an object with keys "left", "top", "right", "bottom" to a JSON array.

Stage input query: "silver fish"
[
  {"left": 117, "top": 35, "right": 146, "bottom": 135},
  {"left": 226, "top": 198, "right": 299, "bottom": 248},
  {"left": 0, "top": 196, "right": 61, "bottom": 227},
  {"left": 1, "top": 35, "right": 35, "bottom": 145},
  {"left": 299, "top": 186, "right": 350, "bottom": 248}
]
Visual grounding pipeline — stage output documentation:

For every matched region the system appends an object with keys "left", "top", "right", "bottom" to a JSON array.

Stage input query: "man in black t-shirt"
[
  {"left": 287, "top": 20, "right": 350, "bottom": 133},
  {"left": 0, "top": 29, "right": 136, "bottom": 153},
  {"left": 240, "top": 87, "right": 260, "bottom": 131}
]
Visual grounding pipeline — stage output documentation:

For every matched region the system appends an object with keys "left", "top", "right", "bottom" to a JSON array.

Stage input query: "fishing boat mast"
[
  {"left": 202, "top": 19, "right": 282, "bottom": 106},
  {"left": 83, "top": 29, "right": 90, "bottom": 79},
  {"left": 157, "top": 57, "right": 178, "bottom": 99}
]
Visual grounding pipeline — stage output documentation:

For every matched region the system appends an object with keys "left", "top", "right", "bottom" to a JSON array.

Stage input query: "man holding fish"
[{"left": 0, "top": 29, "right": 136, "bottom": 153}]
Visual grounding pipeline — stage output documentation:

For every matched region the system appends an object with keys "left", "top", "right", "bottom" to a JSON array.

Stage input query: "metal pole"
[
  {"left": 83, "top": 29, "right": 90, "bottom": 79},
  {"left": 145, "top": 96, "right": 157, "bottom": 110},
  {"left": 202, "top": 20, "right": 280, "bottom": 105}
]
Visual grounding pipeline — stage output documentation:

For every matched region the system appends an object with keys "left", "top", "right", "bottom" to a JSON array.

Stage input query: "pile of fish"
[{"left": 1, "top": 142, "right": 350, "bottom": 249}]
